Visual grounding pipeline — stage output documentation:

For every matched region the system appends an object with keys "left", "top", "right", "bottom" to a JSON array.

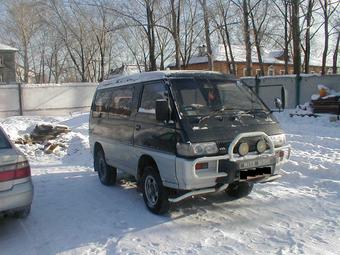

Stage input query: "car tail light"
[
  {"left": 195, "top": 162, "right": 208, "bottom": 171},
  {"left": 0, "top": 161, "right": 31, "bottom": 182}
]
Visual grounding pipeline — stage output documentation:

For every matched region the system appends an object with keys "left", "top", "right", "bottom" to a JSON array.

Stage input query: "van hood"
[{"left": 180, "top": 113, "right": 284, "bottom": 143}]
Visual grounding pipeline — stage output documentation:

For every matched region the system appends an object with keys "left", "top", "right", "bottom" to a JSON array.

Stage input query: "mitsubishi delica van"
[{"left": 89, "top": 71, "right": 290, "bottom": 214}]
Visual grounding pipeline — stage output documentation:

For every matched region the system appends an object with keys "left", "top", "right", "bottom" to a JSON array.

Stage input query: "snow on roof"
[
  {"left": 0, "top": 43, "right": 18, "bottom": 51},
  {"left": 169, "top": 44, "right": 329, "bottom": 67},
  {"left": 213, "top": 45, "right": 289, "bottom": 65},
  {"left": 98, "top": 70, "right": 228, "bottom": 90}
]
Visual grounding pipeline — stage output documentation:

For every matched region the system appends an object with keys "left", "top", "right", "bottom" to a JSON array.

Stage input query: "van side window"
[
  {"left": 110, "top": 87, "right": 133, "bottom": 116},
  {"left": 93, "top": 89, "right": 112, "bottom": 113},
  {"left": 139, "top": 83, "right": 166, "bottom": 114}
]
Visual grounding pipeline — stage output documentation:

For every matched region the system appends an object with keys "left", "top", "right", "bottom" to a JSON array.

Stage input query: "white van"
[{"left": 89, "top": 71, "right": 290, "bottom": 214}]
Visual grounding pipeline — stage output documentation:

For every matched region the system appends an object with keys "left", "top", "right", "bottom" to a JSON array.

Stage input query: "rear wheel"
[
  {"left": 142, "top": 166, "right": 169, "bottom": 215},
  {"left": 13, "top": 205, "right": 31, "bottom": 219},
  {"left": 94, "top": 148, "right": 117, "bottom": 186},
  {"left": 225, "top": 181, "right": 253, "bottom": 199}
]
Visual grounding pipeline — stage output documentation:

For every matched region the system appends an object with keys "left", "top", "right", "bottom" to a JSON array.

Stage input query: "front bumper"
[
  {"left": 0, "top": 180, "right": 33, "bottom": 213},
  {"left": 175, "top": 132, "right": 290, "bottom": 190}
]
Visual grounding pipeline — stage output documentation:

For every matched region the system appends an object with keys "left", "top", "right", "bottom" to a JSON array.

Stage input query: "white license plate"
[{"left": 238, "top": 157, "right": 274, "bottom": 169}]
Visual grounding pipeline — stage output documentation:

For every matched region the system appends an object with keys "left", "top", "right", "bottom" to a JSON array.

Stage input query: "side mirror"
[
  {"left": 156, "top": 99, "right": 170, "bottom": 122},
  {"left": 274, "top": 97, "right": 283, "bottom": 112}
]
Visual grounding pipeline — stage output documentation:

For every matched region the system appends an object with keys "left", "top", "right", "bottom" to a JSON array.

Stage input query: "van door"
[
  {"left": 105, "top": 85, "right": 135, "bottom": 173},
  {"left": 133, "top": 81, "right": 178, "bottom": 186},
  {"left": 90, "top": 89, "right": 112, "bottom": 157}
]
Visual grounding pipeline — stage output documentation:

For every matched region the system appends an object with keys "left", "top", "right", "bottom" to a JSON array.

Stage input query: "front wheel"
[
  {"left": 94, "top": 149, "right": 117, "bottom": 186},
  {"left": 225, "top": 181, "right": 254, "bottom": 199},
  {"left": 142, "top": 166, "right": 169, "bottom": 215}
]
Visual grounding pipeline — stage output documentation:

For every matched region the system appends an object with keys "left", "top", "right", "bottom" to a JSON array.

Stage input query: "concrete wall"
[
  {"left": 0, "top": 83, "right": 97, "bottom": 117},
  {"left": 1, "top": 75, "right": 339, "bottom": 117},
  {"left": 241, "top": 74, "right": 340, "bottom": 109},
  {"left": 0, "top": 84, "right": 21, "bottom": 117}
]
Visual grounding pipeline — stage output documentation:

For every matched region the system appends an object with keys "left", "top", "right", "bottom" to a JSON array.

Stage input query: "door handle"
[{"left": 135, "top": 124, "right": 141, "bottom": 131}]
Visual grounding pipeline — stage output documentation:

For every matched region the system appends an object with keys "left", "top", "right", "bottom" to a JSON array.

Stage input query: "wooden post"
[
  {"left": 255, "top": 75, "right": 260, "bottom": 96},
  {"left": 295, "top": 74, "right": 301, "bottom": 107}
]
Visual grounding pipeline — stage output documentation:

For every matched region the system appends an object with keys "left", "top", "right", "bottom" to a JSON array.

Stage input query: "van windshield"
[{"left": 170, "top": 78, "right": 268, "bottom": 117}]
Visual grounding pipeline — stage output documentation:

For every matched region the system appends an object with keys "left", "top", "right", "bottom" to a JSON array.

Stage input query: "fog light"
[
  {"left": 256, "top": 139, "right": 267, "bottom": 154},
  {"left": 238, "top": 142, "right": 249, "bottom": 156}
]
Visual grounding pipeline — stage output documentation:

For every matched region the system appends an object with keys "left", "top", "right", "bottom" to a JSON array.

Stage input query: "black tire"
[
  {"left": 94, "top": 148, "right": 117, "bottom": 186},
  {"left": 142, "top": 166, "right": 169, "bottom": 215},
  {"left": 225, "top": 181, "right": 254, "bottom": 199},
  {"left": 13, "top": 205, "right": 31, "bottom": 219}
]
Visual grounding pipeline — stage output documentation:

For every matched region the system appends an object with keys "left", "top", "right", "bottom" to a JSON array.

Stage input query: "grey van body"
[{"left": 89, "top": 71, "right": 290, "bottom": 213}]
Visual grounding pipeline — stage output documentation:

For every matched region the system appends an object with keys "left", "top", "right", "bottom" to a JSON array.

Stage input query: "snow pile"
[
  {"left": 293, "top": 102, "right": 314, "bottom": 115},
  {"left": 0, "top": 111, "right": 339, "bottom": 254},
  {"left": 0, "top": 114, "right": 91, "bottom": 166}
]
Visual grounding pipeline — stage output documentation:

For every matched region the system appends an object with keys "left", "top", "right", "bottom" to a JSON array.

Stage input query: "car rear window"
[{"left": 0, "top": 130, "right": 11, "bottom": 149}]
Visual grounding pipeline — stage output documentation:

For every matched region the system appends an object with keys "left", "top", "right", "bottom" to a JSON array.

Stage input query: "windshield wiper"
[
  {"left": 197, "top": 106, "right": 226, "bottom": 123},
  {"left": 242, "top": 109, "right": 271, "bottom": 118}
]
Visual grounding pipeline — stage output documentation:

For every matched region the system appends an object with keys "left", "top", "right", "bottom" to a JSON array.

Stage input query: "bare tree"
[
  {"left": 301, "top": 0, "right": 316, "bottom": 73},
  {"left": 232, "top": 0, "right": 252, "bottom": 76},
  {"left": 199, "top": 0, "right": 213, "bottom": 70},
  {"left": 214, "top": 0, "right": 237, "bottom": 75},
  {"left": 180, "top": 0, "right": 203, "bottom": 69},
  {"left": 318, "top": 0, "right": 339, "bottom": 75},
  {"left": 170, "top": 0, "right": 182, "bottom": 69},
  {"left": 248, "top": 0, "right": 270, "bottom": 76},
  {"left": 4, "top": 0, "right": 41, "bottom": 83}
]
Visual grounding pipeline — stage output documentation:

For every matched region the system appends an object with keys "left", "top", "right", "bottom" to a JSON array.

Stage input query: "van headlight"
[
  {"left": 270, "top": 134, "right": 286, "bottom": 147},
  {"left": 176, "top": 142, "right": 218, "bottom": 157}
]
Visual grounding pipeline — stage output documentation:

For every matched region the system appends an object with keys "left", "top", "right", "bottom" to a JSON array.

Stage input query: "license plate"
[{"left": 238, "top": 157, "right": 275, "bottom": 169}]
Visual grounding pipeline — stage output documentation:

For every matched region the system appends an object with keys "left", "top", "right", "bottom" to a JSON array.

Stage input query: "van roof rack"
[{"left": 98, "top": 71, "right": 236, "bottom": 89}]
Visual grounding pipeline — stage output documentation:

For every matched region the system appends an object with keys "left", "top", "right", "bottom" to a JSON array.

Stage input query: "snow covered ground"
[{"left": 0, "top": 112, "right": 339, "bottom": 255}]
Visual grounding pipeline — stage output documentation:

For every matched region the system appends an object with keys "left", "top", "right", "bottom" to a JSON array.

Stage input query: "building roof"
[
  {"left": 169, "top": 44, "right": 330, "bottom": 67},
  {"left": 0, "top": 43, "right": 18, "bottom": 51},
  {"left": 98, "top": 70, "right": 232, "bottom": 90}
]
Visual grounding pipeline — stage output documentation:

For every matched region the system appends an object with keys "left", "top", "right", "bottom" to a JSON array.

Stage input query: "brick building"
[
  {"left": 0, "top": 43, "right": 18, "bottom": 84},
  {"left": 169, "top": 45, "right": 334, "bottom": 78}
]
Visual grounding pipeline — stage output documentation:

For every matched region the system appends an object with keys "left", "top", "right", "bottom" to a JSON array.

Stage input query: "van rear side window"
[
  {"left": 109, "top": 87, "right": 133, "bottom": 116},
  {"left": 93, "top": 89, "right": 112, "bottom": 113}
]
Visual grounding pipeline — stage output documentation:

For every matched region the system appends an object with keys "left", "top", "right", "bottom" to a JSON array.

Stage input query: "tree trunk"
[
  {"left": 321, "top": 0, "right": 329, "bottom": 75},
  {"left": 171, "top": 0, "right": 181, "bottom": 69},
  {"left": 146, "top": 2, "right": 157, "bottom": 71},
  {"left": 223, "top": 16, "right": 236, "bottom": 75},
  {"left": 284, "top": 1, "right": 289, "bottom": 74},
  {"left": 23, "top": 43, "right": 29, "bottom": 83},
  {"left": 219, "top": 30, "right": 231, "bottom": 73},
  {"left": 304, "top": 0, "right": 314, "bottom": 73},
  {"left": 333, "top": 31, "right": 339, "bottom": 74},
  {"left": 242, "top": 0, "right": 252, "bottom": 76},
  {"left": 291, "top": 0, "right": 301, "bottom": 75},
  {"left": 249, "top": 6, "right": 264, "bottom": 76}
]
